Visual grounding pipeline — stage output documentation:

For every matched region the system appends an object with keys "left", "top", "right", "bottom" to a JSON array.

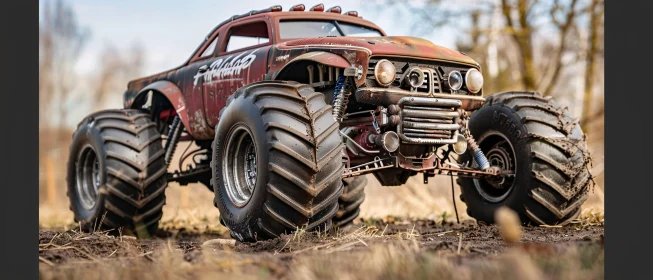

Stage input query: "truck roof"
[
  {"left": 198, "top": 4, "right": 384, "bottom": 49},
  {"left": 177, "top": 4, "right": 385, "bottom": 72}
]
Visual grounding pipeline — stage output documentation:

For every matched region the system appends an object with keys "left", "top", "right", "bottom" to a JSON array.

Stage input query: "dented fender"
[
  {"left": 281, "top": 51, "right": 351, "bottom": 71},
  {"left": 267, "top": 46, "right": 372, "bottom": 87},
  {"left": 124, "top": 80, "right": 199, "bottom": 138}
]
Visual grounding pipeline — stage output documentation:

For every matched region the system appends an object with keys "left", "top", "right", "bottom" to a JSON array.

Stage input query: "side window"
[
  {"left": 200, "top": 35, "right": 219, "bottom": 57},
  {"left": 225, "top": 21, "right": 269, "bottom": 52}
]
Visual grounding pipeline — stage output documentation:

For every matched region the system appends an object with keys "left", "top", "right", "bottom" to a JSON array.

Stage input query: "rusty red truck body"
[{"left": 123, "top": 8, "right": 481, "bottom": 140}]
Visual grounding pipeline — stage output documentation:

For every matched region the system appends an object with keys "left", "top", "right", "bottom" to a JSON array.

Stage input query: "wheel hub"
[
  {"left": 222, "top": 124, "right": 258, "bottom": 207},
  {"left": 75, "top": 145, "right": 100, "bottom": 210},
  {"left": 485, "top": 141, "right": 513, "bottom": 188},
  {"left": 472, "top": 132, "right": 517, "bottom": 202},
  {"left": 244, "top": 144, "right": 257, "bottom": 192}
]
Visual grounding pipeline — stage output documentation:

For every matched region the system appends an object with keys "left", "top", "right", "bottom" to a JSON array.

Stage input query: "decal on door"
[{"left": 193, "top": 48, "right": 258, "bottom": 86}]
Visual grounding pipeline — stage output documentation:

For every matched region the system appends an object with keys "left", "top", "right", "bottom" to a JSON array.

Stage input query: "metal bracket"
[
  {"left": 342, "top": 156, "right": 397, "bottom": 178},
  {"left": 344, "top": 65, "right": 364, "bottom": 80}
]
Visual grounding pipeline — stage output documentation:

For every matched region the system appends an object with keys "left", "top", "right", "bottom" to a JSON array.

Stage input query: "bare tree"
[
  {"left": 92, "top": 42, "right": 146, "bottom": 110},
  {"left": 39, "top": 0, "right": 89, "bottom": 129},
  {"left": 39, "top": 0, "right": 89, "bottom": 205},
  {"left": 581, "top": 0, "right": 604, "bottom": 132},
  {"left": 93, "top": 44, "right": 122, "bottom": 109},
  {"left": 499, "top": 0, "right": 537, "bottom": 90},
  {"left": 537, "top": 0, "right": 581, "bottom": 96}
]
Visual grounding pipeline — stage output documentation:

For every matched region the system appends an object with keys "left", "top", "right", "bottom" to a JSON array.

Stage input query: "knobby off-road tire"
[
  {"left": 458, "top": 91, "right": 592, "bottom": 226},
  {"left": 333, "top": 176, "right": 368, "bottom": 228},
  {"left": 67, "top": 109, "right": 167, "bottom": 238},
  {"left": 212, "top": 81, "right": 345, "bottom": 242}
]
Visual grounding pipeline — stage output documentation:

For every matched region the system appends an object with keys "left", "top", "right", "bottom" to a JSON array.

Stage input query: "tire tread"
[
  {"left": 462, "top": 92, "right": 592, "bottom": 226},
  {"left": 67, "top": 109, "right": 167, "bottom": 237}
]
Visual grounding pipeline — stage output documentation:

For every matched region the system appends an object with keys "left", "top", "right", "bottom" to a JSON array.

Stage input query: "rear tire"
[
  {"left": 212, "top": 81, "right": 345, "bottom": 242},
  {"left": 334, "top": 176, "right": 367, "bottom": 228},
  {"left": 66, "top": 109, "right": 167, "bottom": 238},
  {"left": 458, "top": 91, "right": 592, "bottom": 226}
]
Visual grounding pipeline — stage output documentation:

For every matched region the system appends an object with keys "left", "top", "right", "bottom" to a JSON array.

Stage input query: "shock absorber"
[
  {"left": 332, "top": 75, "right": 351, "bottom": 123},
  {"left": 164, "top": 115, "right": 183, "bottom": 168},
  {"left": 465, "top": 133, "right": 490, "bottom": 171}
]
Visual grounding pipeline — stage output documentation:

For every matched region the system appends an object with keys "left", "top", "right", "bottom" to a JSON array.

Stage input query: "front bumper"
[{"left": 355, "top": 87, "right": 486, "bottom": 111}]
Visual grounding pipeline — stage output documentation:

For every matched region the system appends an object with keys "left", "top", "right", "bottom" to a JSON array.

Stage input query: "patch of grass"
[
  {"left": 570, "top": 208, "right": 604, "bottom": 228},
  {"left": 289, "top": 243, "right": 603, "bottom": 280}
]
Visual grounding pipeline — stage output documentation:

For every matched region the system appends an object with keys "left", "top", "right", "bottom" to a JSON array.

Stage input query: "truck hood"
[{"left": 282, "top": 36, "right": 478, "bottom": 66}]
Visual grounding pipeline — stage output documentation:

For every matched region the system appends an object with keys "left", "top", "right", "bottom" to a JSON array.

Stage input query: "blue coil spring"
[
  {"left": 473, "top": 150, "right": 490, "bottom": 171},
  {"left": 332, "top": 75, "right": 349, "bottom": 122},
  {"left": 334, "top": 74, "right": 347, "bottom": 93}
]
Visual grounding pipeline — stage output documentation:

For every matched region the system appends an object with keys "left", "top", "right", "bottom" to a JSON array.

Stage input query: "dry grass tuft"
[
  {"left": 569, "top": 207, "right": 605, "bottom": 228},
  {"left": 288, "top": 241, "right": 603, "bottom": 280},
  {"left": 494, "top": 207, "right": 522, "bottom": 244}
]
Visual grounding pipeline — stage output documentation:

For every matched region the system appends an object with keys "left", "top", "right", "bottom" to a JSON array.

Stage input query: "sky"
[{"left": 44, "top": 0, "right": 460, "bottom": 76}]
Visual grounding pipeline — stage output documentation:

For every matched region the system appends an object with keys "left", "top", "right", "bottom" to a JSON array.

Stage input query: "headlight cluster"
[
  {"left": 372, "top": 60, "right": 484, "bottom": 94},
  {"left": 447, "top": 68, "right": 483, "bottom": 93}
]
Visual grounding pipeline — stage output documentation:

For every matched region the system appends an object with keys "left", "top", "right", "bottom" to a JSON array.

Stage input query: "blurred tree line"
[{"left": 39, "top": 0, "right": 145, "bottom": 206}]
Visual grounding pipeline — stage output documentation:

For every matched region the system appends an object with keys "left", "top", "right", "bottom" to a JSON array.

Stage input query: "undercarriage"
[
  {"left": 161, "top": 56, "right": 508, "bottom": 188},
  {"left": 162, "top": 84, "right": 506, "bottom": 191}
]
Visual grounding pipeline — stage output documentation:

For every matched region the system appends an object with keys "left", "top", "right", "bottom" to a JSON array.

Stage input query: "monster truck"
[{"left": 66, "top": 4, "right": 591, "bottom": 240}]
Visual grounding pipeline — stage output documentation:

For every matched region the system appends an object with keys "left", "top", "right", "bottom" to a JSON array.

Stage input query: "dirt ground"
[
  {"left": 39, "top": 164, "right": 605, "bottom": 280},
  {"left": 39, "top": 213, "right": 604, "bottom": 280}
]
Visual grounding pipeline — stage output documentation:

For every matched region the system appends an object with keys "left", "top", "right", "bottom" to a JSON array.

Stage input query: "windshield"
[{"left": 279, "top": 20, "right": 383, "bottom": 39}]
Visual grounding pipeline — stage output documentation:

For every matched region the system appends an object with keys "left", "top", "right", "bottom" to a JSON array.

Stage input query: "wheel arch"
[
  {"left": 273, "top": 52, "right": 352, "bottom": 84},
  {"left": 125, "top": 80, "right": 195, "bottom": 136}
]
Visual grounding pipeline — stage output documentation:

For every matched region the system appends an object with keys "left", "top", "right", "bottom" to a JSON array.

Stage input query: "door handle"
[{"left": 198, "top": 65, "right": 208, "bottom": 73}]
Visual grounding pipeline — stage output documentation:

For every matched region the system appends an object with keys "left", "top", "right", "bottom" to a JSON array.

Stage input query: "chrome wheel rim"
[
  {"left": 472, "top": 131, "right": 517, "bottom": 203},
  {"left": 75, "top": 145, "right": 101, "bottom": 210},
  {"left": 222, "top": 124, "right": 257, "bottom": 207}
]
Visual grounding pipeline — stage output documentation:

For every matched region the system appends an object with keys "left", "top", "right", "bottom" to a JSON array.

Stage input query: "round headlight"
[
  {"left": 448, "top": 70, "right": 463, "bottom": 91},
  {"left": 374, "top": 59, "right": 396, "bottom": 86},
  {"left": 404, "top": 67, "right": 425, "bottom": 88},
  {"left": 465, "top": 68, "right": 484, "bottom": 93}
]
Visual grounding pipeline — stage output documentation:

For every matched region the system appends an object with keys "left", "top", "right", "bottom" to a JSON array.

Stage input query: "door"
[
  {"left": 200, "top": 20, "right": 272, "bottom": 128},
  {"left": 178, "top": 32, "right": 221, "bottom": 139}
]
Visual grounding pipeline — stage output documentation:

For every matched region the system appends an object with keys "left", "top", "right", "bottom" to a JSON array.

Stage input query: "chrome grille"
[
  {"left": 418, "top": 71, "right": 430, "bottom": 92},
  {"left": 397, "top": 97, "right": 462, "bottom": 144},
  {"left": 413, "top": 70, "right": 442, "bottom": 94}
]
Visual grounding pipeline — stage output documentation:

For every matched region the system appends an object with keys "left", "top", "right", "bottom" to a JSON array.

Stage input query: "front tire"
[
  {"left": 66, "top": 109, "right": 168, "bottom": 237},
  {"left": 458, "top": 92, "right": 592, "bottom": 226},
  {"left": 212, "top": 81, "right": 345, "bottom": 242},
  {"left": 333, "top": 176, "right": 367, "bottom": 228}
]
